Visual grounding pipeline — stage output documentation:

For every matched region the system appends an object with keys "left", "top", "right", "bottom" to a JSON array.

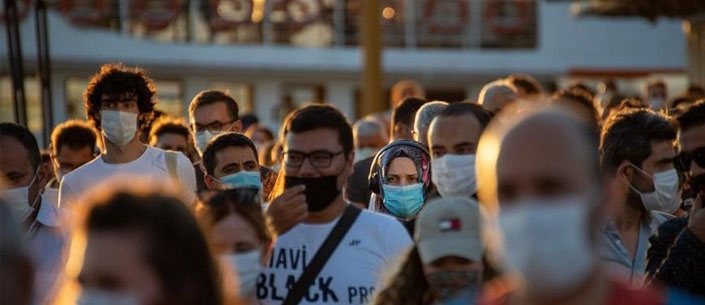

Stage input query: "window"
[{"left": 1, "top": 77, "right": 46, "bottom": 146}]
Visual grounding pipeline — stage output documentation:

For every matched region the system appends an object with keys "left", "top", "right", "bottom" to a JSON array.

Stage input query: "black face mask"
[{"left": 285, "top": 175, "right": 340, "bottom": 212}]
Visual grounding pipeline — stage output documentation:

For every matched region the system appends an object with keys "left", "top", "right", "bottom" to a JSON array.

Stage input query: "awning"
[{"left": 548, "top": 0, "right": 705, "bottom": 21}]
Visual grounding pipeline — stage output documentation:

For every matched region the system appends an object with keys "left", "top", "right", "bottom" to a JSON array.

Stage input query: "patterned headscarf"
[{"left": 372, "top": 140, "right": 432, "bottom": 198}]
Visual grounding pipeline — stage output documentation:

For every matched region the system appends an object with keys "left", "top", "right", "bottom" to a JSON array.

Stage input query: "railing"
[{"left": 16, "top": 0, "right": 537, "bottom": 48}]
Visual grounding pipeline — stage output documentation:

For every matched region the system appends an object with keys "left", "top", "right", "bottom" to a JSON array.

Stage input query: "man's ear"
[
  {"left": 204, "top": 175, "right": 219, "bottom": 190},
  {"left": 393, "top": 123, "right": 409, "bottom": 139},
  {"left": 233, "top": 120, "right": 243, "bottom": 133},
  {"left": 347, "top": 150, "right": 355, "bottom": 166},
  {"left": 616, "top": 160, "right": 634, "bottom": 183},
  {"left": 37, "top": 163, "right": 51, "bottom": 188}
]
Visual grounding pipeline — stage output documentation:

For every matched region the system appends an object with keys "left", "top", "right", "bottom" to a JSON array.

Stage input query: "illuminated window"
[{"left": 1, "top": 77, "right": 46, "bottom": 146}]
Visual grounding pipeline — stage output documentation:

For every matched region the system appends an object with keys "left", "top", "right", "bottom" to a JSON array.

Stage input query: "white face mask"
[
  {"left": 77, "top": 288, "right": 140, "bottom": 305},
  {"left": 221, "top": 250, "right": 262, "bottom": 298},
  {"left": 101, "top": 110, "right": 138, "bottom": 146},
  {"left": 431, "top": 154, "right": 477, "bottom": 198},
  {"left": 354, "top": 148, "right": 377, "bottom": 163},
  {"left": 498, "top": 195, "right": 596, "bottom": 298},
  {"left": 630, "top": 167, "right": 681, "bottom": 214},
  {"left": 195, "top": 131, "right": 222, "bottom": 156},
  {"left": 1, "top": 169, "right": 40, "bottom": 221}
]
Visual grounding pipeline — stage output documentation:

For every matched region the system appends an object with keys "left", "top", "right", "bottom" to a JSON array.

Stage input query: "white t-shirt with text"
[
  {"left": 58, "top": 146, "right": 197, "bottom": 209},
  {"left": 258, "top": 208, "right": 412, "bottom": 305}
]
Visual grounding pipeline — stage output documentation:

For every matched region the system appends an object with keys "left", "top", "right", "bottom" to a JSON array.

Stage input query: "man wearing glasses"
[
  {"left": 648, "top": 100, "right": 705, "bottom": 298},
  {"left": 59, "top": 64, "right": 197, "bottom": 209},
  {"left": 259, "top": 105, "right": 411, "bottom": 305},
  {"left": 188, "top": 90, "right": 243, "bottom": 156},
  {"left": 188, "top": 90, "right": 277, "bottom": 197}
]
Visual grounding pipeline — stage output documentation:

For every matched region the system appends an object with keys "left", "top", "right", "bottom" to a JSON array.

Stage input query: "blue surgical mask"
[
  {"left": 218, "top": 171, "right": 262, "bottom": 190},
  {"left": 427, "top": 270, "right": 480, "bottom": 305},
  {"left": 382, "top": 183, "right": 424, "bottom": 219}
]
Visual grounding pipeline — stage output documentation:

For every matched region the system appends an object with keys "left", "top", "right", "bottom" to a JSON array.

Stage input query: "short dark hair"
[
  {"left": 84, "top": 190, "right": 222, "bottom": 305},
  {"left": 507, "top": 74, "right": 543, "bottom": 95},
  {"left": 392, "top": 97, "right": 425, "bottom": 129},
  {"left": 188, "top": 90, "right": 239, "bottom": 122},
  {"left": 51, "top": 120, "right": 97, "bottom": 156},
  {"left": 202, "top": 132, "right": 258, "bottom": 175},
  {"left": 437, "top": 102, "right": 492, "bottom": 131},
  {"left": 553, "top": 88, "right": 599, "bottom": 123},
  {"left": 83, "top": 63, "right": 157, "bottom": 131},
  {"left": 675, "top": 99, "right": 705, "bottom": 133},
  {"left": 0, "top": 122, "right": 41, "bottom": 172},
  {"left": 600, "top": 108, "right": 676, "bottom": 174},
  {"left": 281, "top": 104, "right": 354, "bottom": 156},
  {"left": 148, "top": 117, "right": 190, "bottom": 146}
]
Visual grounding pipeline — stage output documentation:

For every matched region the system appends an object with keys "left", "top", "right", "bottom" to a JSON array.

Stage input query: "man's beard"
[{"left": 626, "top": 187, "right": 648, "bottom": 214}]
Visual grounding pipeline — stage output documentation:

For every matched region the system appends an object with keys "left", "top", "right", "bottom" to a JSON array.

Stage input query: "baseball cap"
[{"left": 414, "top": 197, "right": 484, "bottom": 264}]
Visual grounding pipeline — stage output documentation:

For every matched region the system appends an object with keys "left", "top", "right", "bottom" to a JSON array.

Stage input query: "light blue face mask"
[
  {"left": 218, "top": 171, "right": 262, "bottom": 190},
  {"left": 382, "top": 183, "right": 424, "bottom": 219}
]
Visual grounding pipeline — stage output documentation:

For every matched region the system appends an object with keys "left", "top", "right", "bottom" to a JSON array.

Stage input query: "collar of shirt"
[{"left": 36, "top": 194, "right": 64, "bottom": 228}]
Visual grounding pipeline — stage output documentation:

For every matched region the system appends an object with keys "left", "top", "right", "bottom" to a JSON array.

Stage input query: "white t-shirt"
[
  {"left": 257, "top": 208, "right": 412, "bottom": 305},
  {"left": 58, "top": 146, "right": 197, "bottom": 209}
]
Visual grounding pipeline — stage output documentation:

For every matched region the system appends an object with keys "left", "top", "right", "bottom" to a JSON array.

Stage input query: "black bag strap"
[{"left": 282, "top": 204, "right": 362, "bottom": 305}]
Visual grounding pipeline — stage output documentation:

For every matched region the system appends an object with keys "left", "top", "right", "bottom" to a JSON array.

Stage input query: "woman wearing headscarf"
[{"left": 368, "top": 139, "right": 434, "bottom": 233}]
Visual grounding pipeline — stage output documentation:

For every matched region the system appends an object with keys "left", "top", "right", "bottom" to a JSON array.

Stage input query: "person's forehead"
[
  {"left": 430, "top": 115, "right": 481, "bottom": 144},
  {"left": 100, "top": 92, "right": 136, "bottom": 102},
  {"left": 192, "top": 102, "right": 232, "bottom": 123},
  {"left": 497, "top": 124, "right": 588, "bottom": 184},
  {"left": 215, "top": 146, "right": 257, "bottom": 165},
  {"left": 0, "top": 137, "right": 32, "bottom": 170},
  {"left": 285, "top": 128, "right": 342, "bottom": 152},
  {"left": 387, "top": 157, "right": 416, "bottom": 174},
  {"left": 211, "top": 213, "right": 259, "bottom": 243},
  {"left": 57, "top": 145, "right": 93, "bottom": 157},
  {"left": 678, "top": 124, "right": 705, "bottom": 153},
  {"left": 158, "top": 133, "right": 188, "bottom": 145}
]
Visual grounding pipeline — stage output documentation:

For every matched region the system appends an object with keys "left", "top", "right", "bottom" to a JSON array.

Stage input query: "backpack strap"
[
  {"left": 282, "top": 205, "right": 362, "bottom": 305},
  {"left": 164, "top": 151, "right": 180, "bottom": 185}
]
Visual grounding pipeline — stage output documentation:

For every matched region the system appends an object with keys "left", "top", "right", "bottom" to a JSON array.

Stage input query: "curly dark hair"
[{"left": 83, "top": 63, "right": 157, "bottom": 132}]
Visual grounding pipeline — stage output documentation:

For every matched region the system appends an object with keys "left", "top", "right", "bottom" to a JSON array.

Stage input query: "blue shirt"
[{"left": 599, "top": 211, "right": 673, "bottom": 284}]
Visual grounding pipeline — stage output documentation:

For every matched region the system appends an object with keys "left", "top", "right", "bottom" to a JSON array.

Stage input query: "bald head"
[
  {"left": 477, "top": 109, "right": 600, "bottom": 209},
  {"left": 478, "top": 80, "right": 518, "bottom": 113},
  {"left": 390, "top": 80, "right": 425, "bottom": 108}
]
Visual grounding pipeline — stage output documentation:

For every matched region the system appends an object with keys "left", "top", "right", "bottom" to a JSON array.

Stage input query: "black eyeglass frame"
[
  {"left": 282, "top": 150, "right": 344, "bottom": 169},
  {"left": 192, "top": 119, "right": 237, "bottom": 134}
]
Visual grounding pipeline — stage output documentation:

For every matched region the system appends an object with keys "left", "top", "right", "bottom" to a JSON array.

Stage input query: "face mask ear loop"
[{"left": 627, "top": 162, "right": 655, "bottom": 195}]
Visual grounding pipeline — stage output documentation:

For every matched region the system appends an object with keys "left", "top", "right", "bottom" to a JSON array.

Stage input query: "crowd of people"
[{"left": 2, "top": 62, "right": 705, "bottom": 305}]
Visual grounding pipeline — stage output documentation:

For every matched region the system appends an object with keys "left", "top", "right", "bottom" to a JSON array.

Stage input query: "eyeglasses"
[
  {"left": 192, "top": 119, "right": 237, "bottom": 134},
  {"left": 282, "top": 150, "right": 343, "bottom": 168},
  {"left": 675, "top": 147, "right": 705, "bottom": 173}
]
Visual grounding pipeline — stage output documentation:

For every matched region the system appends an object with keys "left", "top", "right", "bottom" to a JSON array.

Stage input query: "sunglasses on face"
[{"left": 675, "top": 147, "right": 705, "bottom": 173}]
